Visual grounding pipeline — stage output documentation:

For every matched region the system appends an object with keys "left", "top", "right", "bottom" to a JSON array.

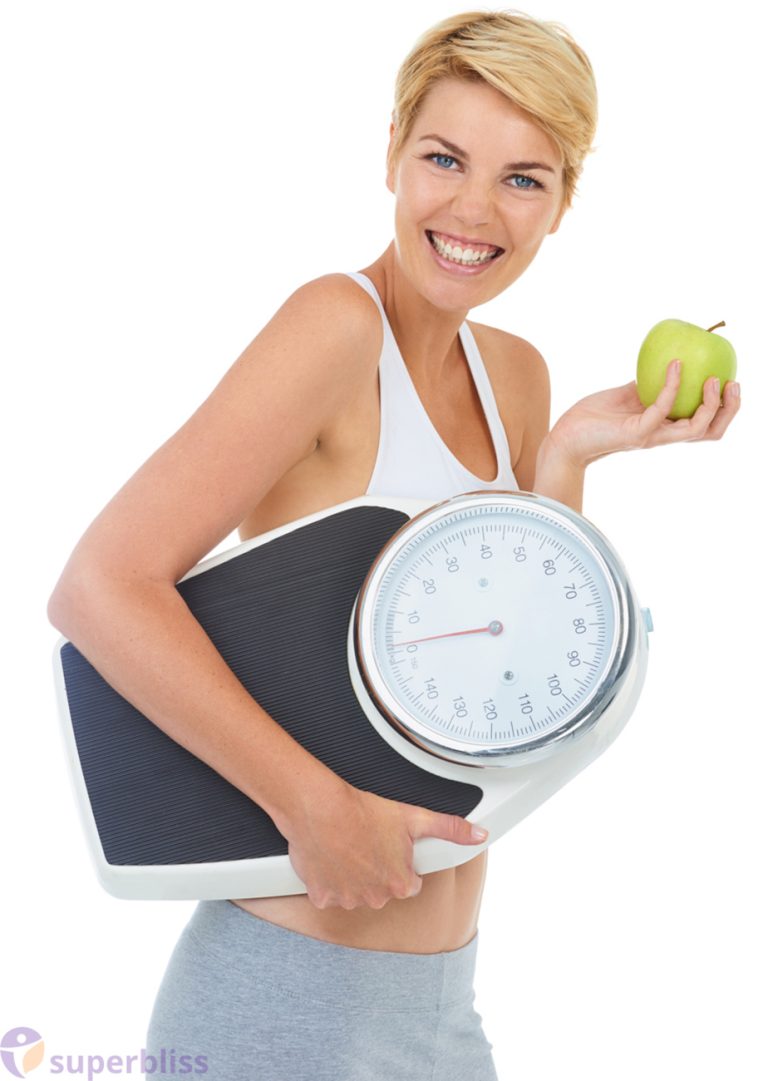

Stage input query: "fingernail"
[
  {"left": 731, "top": 382, "right": 740, "bottom": 398},
  {"left": 713, "top": 377, "right": 720, "bottom": 395},
  {"left": 672, "top": 359, "right": 681, "bottom": 375},
  {"left": 471, "top": 825, "right": 489, "bottom": 841}
]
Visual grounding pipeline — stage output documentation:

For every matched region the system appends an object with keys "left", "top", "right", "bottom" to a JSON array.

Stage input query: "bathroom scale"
[{"left": 53, "top": 490, "right": 653, "bottom": 901}]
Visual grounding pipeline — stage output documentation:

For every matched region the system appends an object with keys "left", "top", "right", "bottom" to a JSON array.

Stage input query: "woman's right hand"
[{"left": 276, "top": 776, "right": 488, "bottom": 910}]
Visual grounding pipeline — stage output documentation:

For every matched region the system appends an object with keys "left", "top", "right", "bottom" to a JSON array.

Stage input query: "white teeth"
[{"left": 429, "top": 232, "right": 498, "bottom": 266}]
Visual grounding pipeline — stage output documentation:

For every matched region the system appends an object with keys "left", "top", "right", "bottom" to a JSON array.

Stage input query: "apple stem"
[{"left": 707, "top": 320, "right": 726, "bottom": 333}]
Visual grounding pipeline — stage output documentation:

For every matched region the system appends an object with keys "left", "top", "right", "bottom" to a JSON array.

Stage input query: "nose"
[{"left": 450, "top": 175, "right": 492, "bottom": 228}]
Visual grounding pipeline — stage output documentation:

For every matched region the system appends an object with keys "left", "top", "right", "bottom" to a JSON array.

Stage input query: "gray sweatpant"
[{"left": 145, "top": 899, "right": 498, "bottom": 1081}]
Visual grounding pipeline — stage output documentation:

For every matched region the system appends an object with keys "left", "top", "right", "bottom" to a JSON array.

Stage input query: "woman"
[{"left": 47, "top": 10, "right": 740, "bottom": 1081}]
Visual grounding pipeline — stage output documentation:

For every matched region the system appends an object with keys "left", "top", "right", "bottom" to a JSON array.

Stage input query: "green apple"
[{"left": 636, "top": 318, "right": 737, "bottom": 419}]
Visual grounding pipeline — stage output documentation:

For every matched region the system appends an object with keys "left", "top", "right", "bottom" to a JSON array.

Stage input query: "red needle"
[{"left": 390, "top": 621, "right": 503, "bottom": 648}]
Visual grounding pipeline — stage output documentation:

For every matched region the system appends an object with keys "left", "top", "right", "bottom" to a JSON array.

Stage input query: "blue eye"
[
  {"left": 508, "top": 174, "right": 542, "bottom": 190},
  {"left": 427, "top": 152, "right": 458, "bottom": 169}
]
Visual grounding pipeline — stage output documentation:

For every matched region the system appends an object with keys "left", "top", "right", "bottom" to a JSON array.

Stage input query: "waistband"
[{"left": 184, "top": 900, "right": 479, "bottom": 1011}]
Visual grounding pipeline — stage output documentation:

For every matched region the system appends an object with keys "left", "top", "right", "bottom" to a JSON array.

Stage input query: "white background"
[{"left": 2, "top": 1, "right": 764, "bottom": 1078}]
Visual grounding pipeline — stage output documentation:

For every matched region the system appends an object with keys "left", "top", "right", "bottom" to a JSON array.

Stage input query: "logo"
[
  {"left": 0, "top": 1028, "right": 45, "bottom": 1078},
  {"left": 0, "top": 1027, "right": 207, "bottom": 1078}
]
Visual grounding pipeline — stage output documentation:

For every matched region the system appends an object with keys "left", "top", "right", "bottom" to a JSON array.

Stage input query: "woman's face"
[{"left": 386, "top": 76, "right": 566, "bottom": 311}]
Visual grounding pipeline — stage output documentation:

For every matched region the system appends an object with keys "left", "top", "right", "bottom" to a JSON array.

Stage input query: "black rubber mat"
[{"left": 59, "top": 504, "right": 483, "bottom": 866}]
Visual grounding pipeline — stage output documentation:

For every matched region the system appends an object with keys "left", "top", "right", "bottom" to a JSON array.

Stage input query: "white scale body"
[{"left": 54, "top": 490, "right": 652, "bottom": 900}]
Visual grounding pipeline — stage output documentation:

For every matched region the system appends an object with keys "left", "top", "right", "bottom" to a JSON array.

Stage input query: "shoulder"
[
  {"left": 210, "top": 272, "right": 384, "bottom": 456},
  {"left": 467, "top": 319, "right": 550, "bottom": 420},
  {"left": 278, "top": 273, "right": 383, "bottom": 351},
  {"left": 257, "top": 274, "right": 383, "bottom": 449},
  {"left": 240, "top": 272, "right": 383, "bottom": 413},
  {"left": 467, "top": 320, "right": 549, "bottom": 389}
]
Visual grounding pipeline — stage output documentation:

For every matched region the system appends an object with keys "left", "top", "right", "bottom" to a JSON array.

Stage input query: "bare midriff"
[
  {"left": 230, "top": 853, "right": 489, "bottom": 954},
  {"left": 230, "top": 272, "right": 517, "bottom": 955}
]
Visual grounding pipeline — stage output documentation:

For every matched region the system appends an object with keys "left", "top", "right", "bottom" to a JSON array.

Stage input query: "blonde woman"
[{"left": 48, "top": 11, "right": 740, "bottom": 1080}]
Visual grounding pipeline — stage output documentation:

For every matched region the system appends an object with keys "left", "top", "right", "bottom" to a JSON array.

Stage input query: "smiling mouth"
[{"left": 426, "top": 230, "right": 504, "bottom": 266}]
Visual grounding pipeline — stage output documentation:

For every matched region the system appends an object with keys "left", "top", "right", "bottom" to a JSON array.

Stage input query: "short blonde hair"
[{"left": 388, "top": 9, "right": 598, "bottom": 210}]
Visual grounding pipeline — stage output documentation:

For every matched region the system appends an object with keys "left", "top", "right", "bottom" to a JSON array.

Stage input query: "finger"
[
  {"left": 644, "top": 374, "right": 728, "bottom": 447},
  {"left": 702, "top": 379, "right": 741, "bottom": 441},
  {"left": 307, "top": 886, "right": 334, "bottom": 909},
  {"left": 682, "top": 375, "right": 727, "bottom": 440},
  {"left": 637, "top": 359, "right": 681, "bottom": 437},
  {"left": 410, "top": 809, "right": 488, "bottom": 845},
  {"left": 400, "top": 875, "right": 423, "bottom": 900}
]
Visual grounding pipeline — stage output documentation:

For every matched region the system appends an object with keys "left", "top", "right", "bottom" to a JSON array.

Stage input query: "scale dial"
[{"left": 354, "top": 491, "right": 637, "bottom": 767}]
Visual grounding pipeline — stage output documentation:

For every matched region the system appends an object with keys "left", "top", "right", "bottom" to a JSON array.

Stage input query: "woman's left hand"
[{"left": 546, "top": 359, "right": 741, "bottom": 468}]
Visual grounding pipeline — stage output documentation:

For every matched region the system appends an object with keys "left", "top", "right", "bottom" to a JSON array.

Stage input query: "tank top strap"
[
  {"left": 343, "top": 270, "right": 518, "bottom": 501},
  {"left": 344, "top": 268, "right": 409, "bottom": 420},
  {"left": 457, "top": 321, "right": 514, "bottom": 477},
  {"left": 345, "top": 271, "right": 389, "bottom": 324}
]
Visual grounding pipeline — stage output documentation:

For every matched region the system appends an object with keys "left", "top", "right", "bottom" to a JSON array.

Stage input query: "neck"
[{"left": 361, "top": 242, "right": 469, "bottom": 385}]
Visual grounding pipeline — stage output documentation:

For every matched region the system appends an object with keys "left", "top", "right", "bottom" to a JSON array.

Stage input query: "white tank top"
[{"left": 346, "top": 271, "right": 519, "bottom": 502}]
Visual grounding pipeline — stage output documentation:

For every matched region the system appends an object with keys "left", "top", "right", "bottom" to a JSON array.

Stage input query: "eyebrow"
[{"left": 417, "top": 133, "right": 556, "bottom": 174}]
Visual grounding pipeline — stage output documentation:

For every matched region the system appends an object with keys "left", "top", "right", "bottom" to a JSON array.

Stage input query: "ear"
[{"left": 386, "top": 120, "right": 396, "bottom": 194}]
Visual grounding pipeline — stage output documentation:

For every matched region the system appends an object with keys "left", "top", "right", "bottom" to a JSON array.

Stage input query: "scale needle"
[{"left": 390, "top": 620, "right": 504, "bottom": 648}]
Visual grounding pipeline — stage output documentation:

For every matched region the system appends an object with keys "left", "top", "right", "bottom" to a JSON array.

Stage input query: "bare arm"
[
  {"left": 49, "top": 274, "right": 487, "bottom": 907},
  {"left": 48, "top": 274, "right": 381, "bottom": 833}
]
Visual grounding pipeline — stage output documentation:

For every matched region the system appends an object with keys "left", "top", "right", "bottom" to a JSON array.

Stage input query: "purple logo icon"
[{"left": 0, "top": 1029, "right": 44, "bottom": 1078}]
